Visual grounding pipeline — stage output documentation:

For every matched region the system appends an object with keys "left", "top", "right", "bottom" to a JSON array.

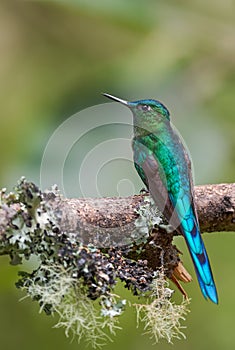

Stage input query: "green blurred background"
[{"left": 0, "top": 1, "right": 234, "bottom": 349}]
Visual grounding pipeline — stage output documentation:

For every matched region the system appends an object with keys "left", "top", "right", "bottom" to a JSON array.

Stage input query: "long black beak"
[{"left": 102, "top": 93, "right": 129, "bottom": 106}]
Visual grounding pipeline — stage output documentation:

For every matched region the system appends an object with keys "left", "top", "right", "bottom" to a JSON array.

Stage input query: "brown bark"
[
  {"left": 0, "top": 183, "right": 234, "bottom": 248},
  {"left": 47, "top": 183, "right": 235, "bottom": 240},
  {"left": 0, "top": 182, "right": 234, "bottom": 284}
]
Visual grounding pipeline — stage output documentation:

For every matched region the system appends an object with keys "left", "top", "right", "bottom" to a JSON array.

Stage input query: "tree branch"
[
  {"left": 0, "top": 180, "right": 233, "bottom": 281},
  {"left": 47, "top": 182, "right": 235, "bottom": 238},
  {"left": 0, "top": 179, "right": 233, "bottom": 345},
  {"left": 0, "top": 182, "right": 234, "bottom": 244}
]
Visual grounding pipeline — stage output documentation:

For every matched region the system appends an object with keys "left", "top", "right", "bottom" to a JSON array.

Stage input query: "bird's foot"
[{"left": 139, "top": 187, "right": 149, "bottom": 194}]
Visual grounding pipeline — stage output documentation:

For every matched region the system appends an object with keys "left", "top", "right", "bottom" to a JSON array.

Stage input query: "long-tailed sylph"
[{"left": 103, "top": 93, "right": 218, "bottom": 304}]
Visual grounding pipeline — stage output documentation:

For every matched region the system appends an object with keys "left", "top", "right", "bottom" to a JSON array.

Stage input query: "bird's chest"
[{"left": 133, "top": 135, "right": 186, "bottom": 188}]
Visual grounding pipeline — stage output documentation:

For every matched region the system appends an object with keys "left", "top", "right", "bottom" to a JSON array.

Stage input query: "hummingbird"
[{"left": 103, "top": 93, "right": 218, "bottom": 304}]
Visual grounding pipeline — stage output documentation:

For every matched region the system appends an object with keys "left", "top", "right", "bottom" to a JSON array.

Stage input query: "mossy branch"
[
  {"left": 0, "top": 178, "right": 234, "bottom": 347},
  {"left": 1, "top": 182, "right": 234, "bottom": 243},
  {"left": 47, "top": 182, "right": 235, "bottom": 236}
]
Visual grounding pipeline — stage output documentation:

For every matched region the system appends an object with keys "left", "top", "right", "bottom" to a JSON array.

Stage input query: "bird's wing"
[{"left": 133, "top": 137, "right": 180, "bottom": 230}]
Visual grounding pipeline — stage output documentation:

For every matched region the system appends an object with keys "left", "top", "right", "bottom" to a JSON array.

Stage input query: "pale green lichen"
[
  {"left": 133, "top": 196, "right": 163, "bottom": 245},
  {"left": 135, "top": 268, "right": 190, "bottom": 343},
  {"left": 20, "top": 264, "right": 123, "bottom": 348},
  {"left": 0, "top": 177, "right": 60, "bottom": 264},
  {"left": 0, "top": 178, "right": 191, "bottom": 348}
]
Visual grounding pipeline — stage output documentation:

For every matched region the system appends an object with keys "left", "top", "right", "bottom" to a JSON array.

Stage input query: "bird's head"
[{"left": 103, "top": 93, "right": 170, "bottom": 134}]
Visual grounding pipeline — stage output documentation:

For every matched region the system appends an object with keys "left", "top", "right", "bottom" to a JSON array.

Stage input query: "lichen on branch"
[{"left": 0, "top": 178, "right": 234, "bottom": 347}]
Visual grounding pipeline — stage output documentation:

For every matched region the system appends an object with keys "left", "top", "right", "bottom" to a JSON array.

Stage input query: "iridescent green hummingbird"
[{"left": 103, "top": 93, "right": 218, "bottom": 304}]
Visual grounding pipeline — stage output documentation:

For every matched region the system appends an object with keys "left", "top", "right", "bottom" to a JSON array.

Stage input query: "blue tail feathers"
[
  {"left": 181, "top": 208, "right": 218, "bottom": 304},
  {"left": 196, "top": 270, "right": 218, "bottom": 304}
]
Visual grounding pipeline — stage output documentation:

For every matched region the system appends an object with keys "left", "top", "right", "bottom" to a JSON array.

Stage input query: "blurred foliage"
[{"left": 0, "top": 0, "right": 234, "bottom": 349}]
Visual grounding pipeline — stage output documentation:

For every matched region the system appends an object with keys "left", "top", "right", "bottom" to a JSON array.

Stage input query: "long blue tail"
[{"left": 180, "top": 205, "right": 218, "bottom": 304}]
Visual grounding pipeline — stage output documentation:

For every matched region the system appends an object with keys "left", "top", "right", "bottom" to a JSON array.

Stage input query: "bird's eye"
[{"left": 139, "top": 104, "right": 151, "bottom": 111}]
